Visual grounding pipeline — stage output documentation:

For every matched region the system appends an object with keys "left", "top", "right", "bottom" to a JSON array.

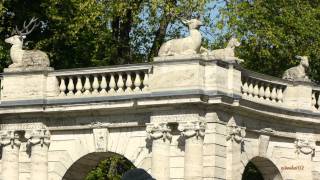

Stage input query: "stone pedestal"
[
  {"left": 27, "top": 129, "right": 51, "bottom": 180},
  {"left": 146, "top": 123, "right": 172, "bottom": 180},
  {"left": 0, "top": 131, "right": 21, "bottom": 180},
  {"left": 178, "top": 121, "right": 206, "bottom": 180},
  {"left": 1, "top": 67, "right": 55, "bottom": 102},
  {"left": 283, "top": 82, "right": 313, "bottom": 111}
]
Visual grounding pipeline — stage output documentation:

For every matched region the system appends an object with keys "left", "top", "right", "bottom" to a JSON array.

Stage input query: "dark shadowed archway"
[
  {"left": 242, "top": 157, "right": 283, "bottom": 180},
  {"left": 62, "top": 152, "right": 145, "bottom": 180}
]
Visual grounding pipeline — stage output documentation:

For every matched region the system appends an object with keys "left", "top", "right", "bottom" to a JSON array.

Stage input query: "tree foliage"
[
  {"left": 85, "top": 155, "right": 135, "bottom": 180},
  {"left": 222, "top": 0, "right": 320, "bottom": 82},
  {"left": 0, "top": 0, "right": 211, "bottom": 71}
]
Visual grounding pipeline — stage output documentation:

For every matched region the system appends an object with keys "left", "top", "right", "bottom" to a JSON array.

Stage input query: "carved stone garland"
[
  {"left": 146, "top": 122, "right": 172, "bottom": 142},
  {"left": 295, "top": 138, "right": 315, "bottom": 155}
]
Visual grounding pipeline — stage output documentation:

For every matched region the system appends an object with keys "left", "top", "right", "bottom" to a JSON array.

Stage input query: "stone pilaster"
[
  {"left": 226, "top": 119, "right": 246, "bottom": 180},
  {"left": 146, "top": 122, "right": 172, "bottom": 180},
  {"left": 0, "top": 131, "right": 21, "bottom": 180},
  {"left": 178, "top": 121, "right": 206, "bottom": 180},
  {"left": 27, "top": 129, "right": 51, "bottom": 180}
]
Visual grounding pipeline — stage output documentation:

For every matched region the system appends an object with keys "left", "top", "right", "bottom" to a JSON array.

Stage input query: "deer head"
[
  {"left": 5, "top": 17, "right": 40, "bottom": 46},
  {"left": 296, "top": 55, "right": 309, "bottom": 68},
  {"left": 181, "top": 18, "right": 203, "bottom": 30}
]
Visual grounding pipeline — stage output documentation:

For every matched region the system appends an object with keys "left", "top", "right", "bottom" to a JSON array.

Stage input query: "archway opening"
[
  {"left": 62, "top": 152, "right": 151, "bottom": 180},
  {"left": 242, "top": 157, "right": 283, "bottom": 180}
]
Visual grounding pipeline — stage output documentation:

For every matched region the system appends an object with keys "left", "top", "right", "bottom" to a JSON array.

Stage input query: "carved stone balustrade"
[
  {"left": 52, "top": 65, "right": 151, "bottom": 97},
  {"left": 241, "top": 69, "right": 287, "bottom": 104}
]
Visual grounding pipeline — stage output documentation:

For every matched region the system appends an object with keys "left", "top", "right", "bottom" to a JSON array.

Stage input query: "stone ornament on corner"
[
  {"left": 4, "top": 17, "right": 52, "bottom": 72},
  {"left": 282, "top": 55, "right": 310, "bottom": 82},
  {"left": 146, "top": 122, "right": 172, "bottom": 142},
  {"left": 178, "top": 121, "right": 206, "bottom": 139},
  {"left": 158, "top": 18, "right": 203, "bottom": 57},
  {"left": 200, "top": 37, "right": 244, "bottom": 64}
]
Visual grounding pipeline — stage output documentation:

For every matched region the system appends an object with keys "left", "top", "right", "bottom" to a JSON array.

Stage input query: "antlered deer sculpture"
[{"left": 5, "top": 17, "right": 50, "bottom": 68}]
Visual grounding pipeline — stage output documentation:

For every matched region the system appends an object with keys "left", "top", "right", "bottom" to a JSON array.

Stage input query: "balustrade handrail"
[
  {"left": 241, "top": 69, "right": 290, "bottom": 86},
  {"left": 49, "top": 63, "right": 152, "bottom": 76}
]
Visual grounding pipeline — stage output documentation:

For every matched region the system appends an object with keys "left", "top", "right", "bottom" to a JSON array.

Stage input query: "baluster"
[
  {"left": 317, "top": 93, "right": 320, "bottom": 110},
  {"left": 125, "top": 73, "right": 133, "bottom": 93},
  {"left": 83, "top": 75, "right": 91, "bottom": 95},
  {"left": 271, "top": 86, "right": 277, "bottom": 102},
  {"left": 248, "top": 80, "right": 254, "bottom": 98},
  {"left": 75, "top": 76, "right": 83, "bottom": 96},
  {"left": 258, "top": 83, "right": 265, "bottom": 99},
  {"left": 265, "top": 85, "right": 271, "bottom": 101},
  {"left": 67, "top": 76, "right": 74, "bottom": 96},
  {"left": 117, "top": 73, "right": 124, "bottom": 93},
  {"left": 253, "top": 81, "right": 259, "bottom": 98},
  {"left": 134, "top": 72, "right": 141, "bottom": 92},
  {"left": 142, "top": 72, "right": 148, "bottom": 91},
  {"left": 100, "top": 74, "right": 107, "bottom": 94},
  {"left": 109, "top": 74, "right": 116, "bottom": 94},
  {"left": 312, "top": 92, "right": 316, "bottom": 110},
  {"left": 277, "top": 87, "right": 283, "bottom": 102},
  {"left": 92, "top": 75, "right": 99, "bottom": 95},
  {"left": 59, "top": 77, "right": 66, "bottom": 96},
  {"left": 242, "top": 79, "right": 249, "bottom": 97}
]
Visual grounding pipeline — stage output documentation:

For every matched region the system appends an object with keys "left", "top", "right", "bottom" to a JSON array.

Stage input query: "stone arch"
[
  {"left": 62, "top": 152, "right": 135, "bottom": 180},
  {"left": 242, "top": 156, "right": 283, "bottom": 180},
  {"left": 48, "top": 127, "right": 151, "bottom": 180}
]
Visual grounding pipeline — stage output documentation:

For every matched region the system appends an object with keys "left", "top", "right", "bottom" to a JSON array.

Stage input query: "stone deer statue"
[
  {"left": 201, "top": 37, "right": 243, "bottom": 63},
  {"left": 5, "top": 17, "right": 50, "bottom": 68},
  {"left": 158, "top": 19, "right": 203, "bottom": 56},
  {"left": 282, "top": 56, "right": 310, "bottom": 81}
]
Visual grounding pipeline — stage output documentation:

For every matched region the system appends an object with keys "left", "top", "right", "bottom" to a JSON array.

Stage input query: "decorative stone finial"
[
  {"left": 4, "top": 17, "right": 51, "bottom": 72},
  {"left": 158, "top": 18, "right": 203, "bottom": 57},
  {"left": 178, "top": 121, "right": 206, "bottom": 139},
  {"left": 282, "top": 56, "right": 310, "bottom": 82},
  {"left": 146, "top": 122, "right": 172, "bottom": 141}
]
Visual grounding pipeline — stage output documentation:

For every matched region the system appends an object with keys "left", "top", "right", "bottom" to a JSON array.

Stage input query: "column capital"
[
  {"left": 27, "top": 129, "right": 50, "bottom": 147},
  {"left": 146, "top": 122, "right": 172, "bottom": 141},
  {"left": 178, "top": 121, "right": 206, "bottom": 139},
  {"left": 295, "top": 138, "right": 315, "bottom": 155},
  {"left": 0, "top": 130, "right": 21, "bottom": 148},
  {"left": 226, "top": 124, "right": 246, "bottom": 143}
]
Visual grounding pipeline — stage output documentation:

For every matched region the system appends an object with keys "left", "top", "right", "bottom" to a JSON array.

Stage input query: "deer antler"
[{"left": 15, "top": 17, "right": 40, "bottom": 36}]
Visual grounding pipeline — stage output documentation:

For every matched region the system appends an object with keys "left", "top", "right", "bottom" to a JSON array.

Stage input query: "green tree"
[
  {"left": 85, "top": 155, "right": 135, "bottom": 180},
  {"left": 0, "top": 0, "right": 212, "bottom": 71},
  {"left": 221, "top": 0, "right": 320, "bottom": 82}
]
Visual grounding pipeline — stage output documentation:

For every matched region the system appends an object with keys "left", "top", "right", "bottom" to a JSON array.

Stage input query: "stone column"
[
  {"left": 225, "top": 119, "right": 246, "bottom": 180},
  {"left": 0, "top": 131, "right": 21, "bottom": 180},
  {"left": 178, "top": 121, "right": 206, "bottom": 180},
  {"left": 146, "top": 122, "right": 172, "bottom": 180},
  {"left": 27, "top": 129, "right": 51, "bottom": 180}
]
